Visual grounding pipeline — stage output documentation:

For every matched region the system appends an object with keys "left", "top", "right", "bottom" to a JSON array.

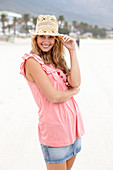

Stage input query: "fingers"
[
  {"left": 63, "top": 35, "right": 70, "bottom": 42},
  {"left": 61, "top": 35, "right": 74, "bottom": 43},
  {"left": 74, "top": 87, "right": 80, "bottom": 91},
  {"left": 75, "top": 87, "right": 80, "bottom": 94},
  {"left": 69, "top": 86, "right": 80, "bottom": 92},
  {"left": 71, "top": 87, "right": 80, "bottom": 95}
]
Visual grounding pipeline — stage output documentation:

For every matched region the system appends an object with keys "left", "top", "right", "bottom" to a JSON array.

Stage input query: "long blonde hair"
[{"left": 30, "top": 35, "right": 70, "bottom": 75}]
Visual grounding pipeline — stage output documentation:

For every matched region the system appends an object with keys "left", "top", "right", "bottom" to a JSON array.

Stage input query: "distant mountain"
[{"left": 0, "top": 0, "right": 113, "bottom": 28}]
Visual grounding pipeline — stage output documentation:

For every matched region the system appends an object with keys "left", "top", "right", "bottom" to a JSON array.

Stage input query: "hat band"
[
  {"left": 36, "top": 25, "right": 58, "bottom": 34},
  {"left": 38, "top": 21, "right": 57, "bottom": 27}
]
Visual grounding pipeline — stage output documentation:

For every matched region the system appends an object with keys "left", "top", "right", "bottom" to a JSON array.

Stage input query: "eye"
[
  {"left": 39, "top": 35, "right": 44, "bottom": 38},
  {"left": 49, "top": 36, "right": 54, "bottom": 39}
]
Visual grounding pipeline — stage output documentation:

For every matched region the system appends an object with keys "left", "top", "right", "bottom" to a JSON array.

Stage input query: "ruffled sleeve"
[{"left": 20, "top": 53, "right": 56, "bottom": 78}]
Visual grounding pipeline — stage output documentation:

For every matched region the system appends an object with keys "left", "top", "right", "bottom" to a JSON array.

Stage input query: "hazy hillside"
[{"left": 0, "top": 0, "right": 113, "bottom": 28}]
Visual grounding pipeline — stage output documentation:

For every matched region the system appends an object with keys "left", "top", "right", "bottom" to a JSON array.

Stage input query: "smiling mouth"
[{"left": 41, "top": 44, "right": 50, "bottom": 48}]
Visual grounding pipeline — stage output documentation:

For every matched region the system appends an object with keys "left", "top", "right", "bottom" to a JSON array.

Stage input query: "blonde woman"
[{"left": 20, "top": 15, "right": 84, "bottom": 170}]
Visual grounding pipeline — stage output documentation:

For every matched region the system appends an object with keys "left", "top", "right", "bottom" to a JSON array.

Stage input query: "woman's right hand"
[{"left": 68, "top": 86, "right": 80, "bottom": 95}]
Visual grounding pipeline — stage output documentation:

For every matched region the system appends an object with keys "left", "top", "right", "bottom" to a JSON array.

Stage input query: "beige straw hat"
[{"left": 29, "top": 15, "right": 64, "bottom": 37}]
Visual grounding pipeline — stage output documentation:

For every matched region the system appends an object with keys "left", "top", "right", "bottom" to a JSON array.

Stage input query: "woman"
[{"left": 20, "top": 15, "right": 84, "bottom": 170}]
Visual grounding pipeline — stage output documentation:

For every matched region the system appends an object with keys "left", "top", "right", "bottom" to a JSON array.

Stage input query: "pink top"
[{"left": 20, "top": 53, "right": 85, "bottom": 147}]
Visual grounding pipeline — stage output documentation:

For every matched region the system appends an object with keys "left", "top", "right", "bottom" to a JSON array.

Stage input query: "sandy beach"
[{"left": 0, "top": 37, "right": 113, "bottom": 170}]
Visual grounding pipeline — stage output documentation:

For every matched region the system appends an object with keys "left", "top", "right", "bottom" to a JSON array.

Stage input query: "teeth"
[{"left": 42, "top": 44, "right": 49, "bottom": 48}]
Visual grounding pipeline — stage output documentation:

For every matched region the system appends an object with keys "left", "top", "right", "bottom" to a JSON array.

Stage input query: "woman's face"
[{"left": 37, "top": 35, "right": 55, "bottom": 52}]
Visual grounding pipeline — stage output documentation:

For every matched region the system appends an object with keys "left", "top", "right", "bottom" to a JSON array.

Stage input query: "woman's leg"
[
  {"left": 66, "top": 154, "right": 76, "bottom": 170},
  {"left": 46, "top": 161, "right": 67, "bottom": 170}
]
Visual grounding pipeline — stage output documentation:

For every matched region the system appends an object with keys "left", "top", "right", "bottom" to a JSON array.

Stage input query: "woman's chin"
[
  {"left": 42, "top": 48, "right": 52, "bottom": 53},
  {"left": 43, "top": 49, "right": 50, "bottom": 52}
]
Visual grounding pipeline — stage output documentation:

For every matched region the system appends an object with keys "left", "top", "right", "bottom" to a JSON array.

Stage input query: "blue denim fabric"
[{"left": 40, "top": 138, "right": 81, "bottom": 164}]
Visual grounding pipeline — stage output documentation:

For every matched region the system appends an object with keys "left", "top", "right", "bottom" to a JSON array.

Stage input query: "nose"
[
  {"left": 45, "top": 37, "right": 49, "bottom": 41},
  {"left": 43, "top": 38, "right": 49, "bottom": 44}
]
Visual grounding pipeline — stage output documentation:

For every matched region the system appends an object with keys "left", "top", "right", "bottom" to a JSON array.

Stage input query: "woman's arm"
[
  {"left": 61, "top": 36, "right": 81, "bottom": 88},
  {"left": 25, "top": 58, "right": 80, "bottom": 103},
  {"left": 68, "top": 49, "right": 81, "bottom": 87}
]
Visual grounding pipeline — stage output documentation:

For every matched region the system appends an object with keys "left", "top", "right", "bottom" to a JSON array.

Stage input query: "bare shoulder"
[
  {"left": 25, "top": 57, "right": 42, "bottom": 82},
  {"left": 25, "top": 57, "right": 43, "bottom": 74},
  {"left": 25, "top": 57, "right": 49, "bottom": 83}
]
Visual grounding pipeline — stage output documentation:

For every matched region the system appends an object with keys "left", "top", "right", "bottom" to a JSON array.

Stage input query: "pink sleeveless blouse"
[{"left": 20, "top": 53, "right": 85, "bottom": 147}]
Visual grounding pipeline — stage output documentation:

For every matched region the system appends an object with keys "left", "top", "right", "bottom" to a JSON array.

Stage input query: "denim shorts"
[{"left": 40, "top": 137, "right": 81, "bottom": 164}]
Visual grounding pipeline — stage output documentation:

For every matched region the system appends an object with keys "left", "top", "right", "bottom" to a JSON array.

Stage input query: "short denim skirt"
[{"left": 40, "top": 137, "right": 81, "bottom": 164}]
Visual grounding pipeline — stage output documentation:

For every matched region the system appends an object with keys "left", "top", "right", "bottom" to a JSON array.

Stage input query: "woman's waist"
[
  {"left": 40, "top": 97, "right": 76, "bottom": 110},
  {"left": 38, "top": 98, "right": 78, "bottom": 121}
]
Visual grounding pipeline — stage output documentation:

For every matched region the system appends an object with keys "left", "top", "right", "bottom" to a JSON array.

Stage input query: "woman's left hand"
[{"left": 60, "top": 35, "right": 76, "bottom": 51}]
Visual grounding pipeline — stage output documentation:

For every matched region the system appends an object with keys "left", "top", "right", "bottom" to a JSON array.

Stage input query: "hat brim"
[{"left": 29, "top": 30, "right": 64, "bottom": 37}]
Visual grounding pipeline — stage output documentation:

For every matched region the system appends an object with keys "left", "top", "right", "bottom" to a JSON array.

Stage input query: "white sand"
[{"left": 0, "top": 38, "right": 113, "bottom": 170}]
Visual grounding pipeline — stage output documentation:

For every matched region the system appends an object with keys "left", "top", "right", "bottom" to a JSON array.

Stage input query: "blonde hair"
[{"left": 30, "top": 35, "right": 70, "bottom": 75}]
